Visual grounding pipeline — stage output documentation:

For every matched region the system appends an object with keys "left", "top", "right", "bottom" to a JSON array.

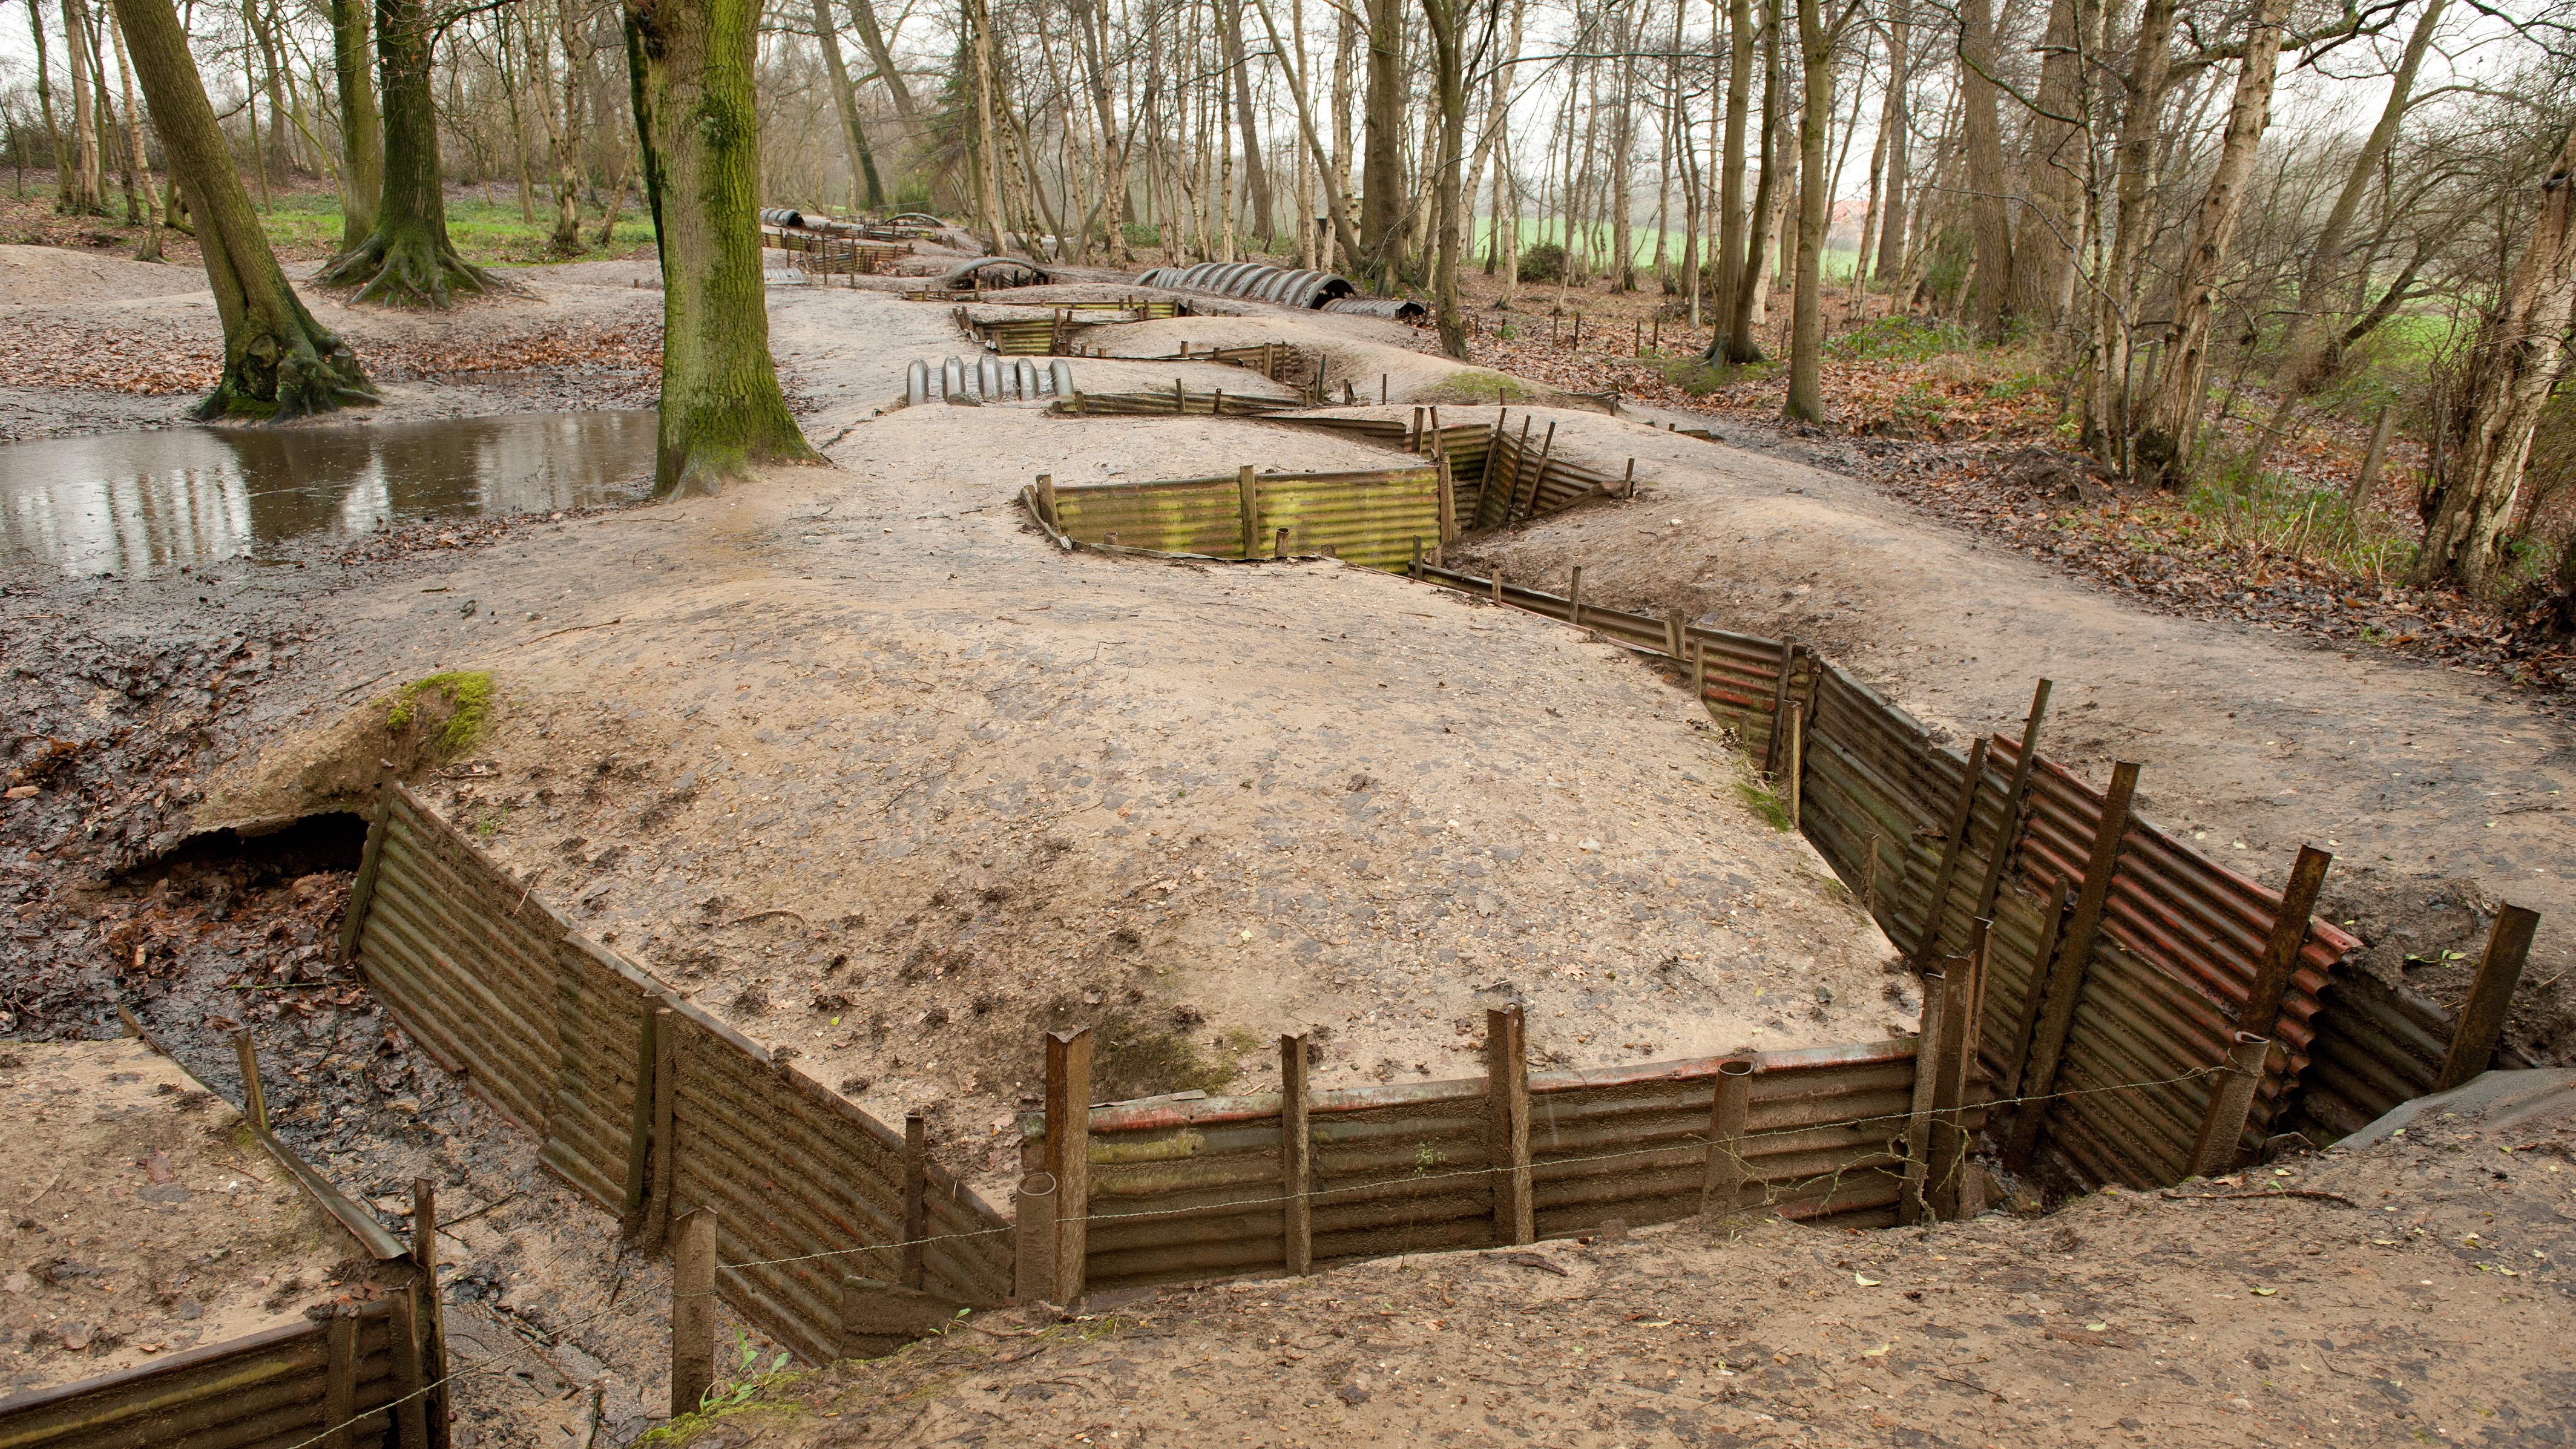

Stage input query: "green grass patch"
[
  {"left": 1827, "top": 314, "right": 1973, "bottom": 363},
  {"left": 386, "top": 671, "right": 494, "bottom": 757},
  {"left": 257, "top": 191, "right": 654, "bottom": 267},
  {"left": 1092, "top": 1010, "right": 1237, "bottom": 1100},
  {"left": 1736, "top": 780, "right": 1792, "bottom": 832}
]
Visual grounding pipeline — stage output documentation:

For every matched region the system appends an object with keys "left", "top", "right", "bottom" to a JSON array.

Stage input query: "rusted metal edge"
[
  {"left": 255, "top": 1126, "right": 412, "bottom": 1262},
  {"left": 0, "top": 1296, "right": 393, "bottom": 1425}
]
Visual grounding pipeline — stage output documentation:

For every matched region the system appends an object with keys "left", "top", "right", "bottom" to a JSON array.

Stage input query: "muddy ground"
[{"left": 695, "top": 1070, "right": 2576, "bottom": 1448}]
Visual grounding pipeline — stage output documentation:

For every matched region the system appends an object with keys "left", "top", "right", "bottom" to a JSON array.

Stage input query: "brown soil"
[
  {"left": 1447, "top": 409, "right": 2575, "bottom": 1059},
  {"left": 0, "top": 1037, "right": 353, "bottom": 1395},
  {"left": 676, "top": 1072, "right": 2576, "bottom": 1447}
]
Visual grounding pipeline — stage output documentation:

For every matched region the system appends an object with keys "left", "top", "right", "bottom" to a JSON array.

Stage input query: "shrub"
[
  {"left": 1517, "top": 241, "right": 1566, "bottom": 283},
  {"left": 1827, "top": 314, "right": 1973, "bottom": 363}
]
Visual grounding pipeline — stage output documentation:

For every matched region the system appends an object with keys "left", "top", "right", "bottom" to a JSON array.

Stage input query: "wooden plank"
[
  {"left": 1485, "top": 1007, "right": 1533, "bottom": 1244},
  {"left": 2435, "top": 904, "right": 2543, "bottom": 1091},
  {"left": 1045, "top": 1029, "right": 1092, "bottom": 1303},
  {"left": 1911, "top": 738, "right": 1993, "bottom": 963},
  {"left": 1281, "top": 1036, "right": 1312, "bottom": 1275},
  {"left": 902, "top": 1112, "right": 930, "bottom": 1290},
  {"left": 2003, "top": 761, "right": 2141, "bottom": 1169}
]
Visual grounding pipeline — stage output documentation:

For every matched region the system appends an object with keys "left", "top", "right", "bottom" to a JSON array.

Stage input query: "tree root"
[
  {"left": 196, "top": 320, "right": 378, "bottom": 422},
  {"left": 321, "top": 225, "right": 511, "bottom": 309}
]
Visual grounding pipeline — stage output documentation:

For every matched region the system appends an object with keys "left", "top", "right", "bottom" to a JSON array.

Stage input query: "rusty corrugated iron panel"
[
  {"left": 539, "top": 935, "right": 652, "bottom": 1214},
  {"left": 1135, "top": 261, "right": 1358, "bottom": 309},
  {"left": 0, "top": 1297, "right": 402, "bottom": 1448},
  {"left": 1051, "top": 477, "right": 1243, "bottom": 556}
]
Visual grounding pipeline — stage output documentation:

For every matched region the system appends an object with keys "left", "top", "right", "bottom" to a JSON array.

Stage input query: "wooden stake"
[
  {"left": 2436, "top": 904, "right": 2543, "bottom": 1091},
  {"left": 1784, "top": 702, "right": 1804, "bottom": 831},
  {"left": 1237, "top": 464, "right": 1260, "bottom": 559},
  {"left": 1760, "top": 639, "right": 1796, "bottom": 777},
  {"left": 2189, "top": 1032, "right": 2274, "bottom": 1176},
  {"left": 1568, "top": 565, "right": 1585, "bottom": 629},
  {"left": 1281, "top": 1035, "right": 1312, "bottom": 1275},
  {"left": 902, "top": 1111, "right": 929, "bottom": 1291},
  {"left": 2004, "top": 761, "right": 2141, "bottom": 1169},
  {"left": 1699, "top": 1058, "right": 1755, "bottom": 1220},
  {"left": 1899, "top": 967, "right": 1951, "bottom": 1224},
  {"left": 1486, "top": 1007, "right": 1533, "bottom": 1244},
  {"left": 412, "top": 1177, "right": 448, "bottom": 1449},
  {"left": 390, "top": 1278, "right": 430, "bottom": 1449},
  {"left": 1043, "top": 1028, "right": 1092, "bottom": 1303},
  {"left": 1913, "top": 738, "right": 1993, "bottom": 963},
  {"left": 643, "top": 1008, "right": 677, "bottom": 1252},
  {"left": 670, "top": 1209, "right": 717, "bottom": 1417},
  {"left": 323, "top": 1313, "right": 358, "bottom": 1449},
  {"left": 2239, "top": 846, "right": 2335, "bottom": 1042},
  {"left": 233, "top": 1030, "right": 268, "bottom": 1132},
  {"left": 1971, "top": 680, "right": 2053, "bottom": 922}
]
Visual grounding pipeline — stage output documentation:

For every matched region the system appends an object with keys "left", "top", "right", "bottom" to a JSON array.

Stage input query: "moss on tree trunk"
[
  {"left": 320, "top": 0, "right": 495, "bottom": 306},
  {"left": 625, "top": 0, "right": 815, "bottom": 495},
  {"left": 107, "top": 0, "right": 373, "bottom": 419}
]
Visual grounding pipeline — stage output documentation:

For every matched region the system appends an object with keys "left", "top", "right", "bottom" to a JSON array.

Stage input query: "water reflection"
[{"left": 0, "top": 411, "right": 657, "bottom": 577}]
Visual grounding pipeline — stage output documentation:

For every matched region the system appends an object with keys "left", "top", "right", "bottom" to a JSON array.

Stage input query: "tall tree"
[
  {"left": 327, "top": 0, "right": 381, "bottom": 248},
  {"left": 1871, "top": 0, "right": 1910, "bottom": 282},
  {"left": 22, "top": 0, "right": 63, "bottom": 197},
  {"left": 104, "top": 3, "right": 159, "bottom": 260},
  {"left": 623, "top": 0, "right": 816, "bottom": 493},
  {"left": 1955, "top": 0, "right": 2014, "bottom": 335},
  {"left": 321, "top": 0, "right": 496, "bottom": 304},
  {"left": 1358, "top": 0, "right": 1404, "bottom": 286},
  {"left": 2078, "top": 0, "right": 2177, "bottom": 462},
  {"left": 1784, "top": 0, "right": 1861, "bottom": 420},
  {"left": 1714, "top": 1, "right": 1781, "bottom": 363},
  {"left": 2414, "top": 120, "right": 2576, "bottom": 593},
  {"left": 810, "top": 0, "right": 886, "bottom": 209},
  {"left": 58, "top": 0, "right": 100, "bottom": 213},
  {"left": 105, "top": 0, "right": 373, "bottom": 416},
  {"left": 1224, "top": 0, "right": 1274, "bottom": 243},
  {"left": 1709, "top": 0, "right": 1758, "bottom": 358},
  {"left": 2008, "top": 0, "right": 2097, "bottom": 329},
  {"left": 1421, "top": 0, "right": 1468, "bottom": 355},
  {"left": 2132, "top": 0, "right": 2292, "bottom": 490}
]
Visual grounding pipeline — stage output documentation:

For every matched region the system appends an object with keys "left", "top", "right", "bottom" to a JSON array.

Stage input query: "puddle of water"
[{"left": 0, "top": 411, "right": 656, "bottom": 577}]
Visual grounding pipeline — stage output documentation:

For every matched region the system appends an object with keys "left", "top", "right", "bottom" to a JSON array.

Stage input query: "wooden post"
[
  {"left": 1633, "top": 318, "right": 1643, "bottom": 355},
  {"left": 412, "top": 1178, "right": 448, "bottom": 1449},
  {"left": 2003, "top": 761, "right": 2141, "bottom": 1169},
  {"left": 1860, "top": 832, "right": 1884, "bottom": 922},
  {"left": 1899, "top": 965, "right": 1952, "bottom": 1224},
  {"left": 1491, "top": 568, "right": 1505, "bottom": 603},
  {"left": 324, "top": 1313, "right": 358, "bottom": 1449},
  {"left": 389, "top": 1279, "right": 430, "bottom": 1449},
  {"left": 1784, "top": 702, "right": 1804, "bottom": 831},
  {"left": 1699, "top": 1058, "right": 1755, "bottom": 1219},
  {"left": 1623, "top": 458, "right": 1637, "bottom": 498},
  {"left": 1034, "top": 475, "right": 1060, "bottom": 531},
  {"left": 1381, "top": 372, "right": 1388, "bottom": 404},
  {"left": 1436, "top": 454, "right": 1457, "bottom": 543},
  {"left": 1410, "top": 535, "right": 1424, "bottom": 579},
  {"left": 902, "top": 1111, "right": 929, "bottom": 1291},
  {"left": 1503, "top": 416, "right": 1533, "bottom": 523},
  {"left": 1664, "top": 610, "right": 1687, "bottom": 660},
  {"left": 1275, "top": 527, "right": 1290, "bottom": 559},
  {"left": 1174, "top": 378, "right": 1186, "bottom": 413},
  {"left": 1237, "top": 465, "right": 1260, "bottom": 559},
  {"left": 1912, "top": 738, "right": 1994, "bottom": 964},
  {"left": 2436, "top": 904, "right": 2543, "bottom": 1091},
  {"left": 2238, "top": 846, "right": 2335, "bottom": 1042},
  {"left": 1485, "top": 1006, "right": 1533, "bottom": 1244},
  {"left": 232, "top": 1030, "right": 268, "bottom": 1132},
  {"left": 1760, "top": 639, "right": 1797, "bottom": 777},
  {"left": 1568, "top": 565, "right": 1585, "bottom": 629},
  {"left": 1923, "top": 965, "right": 1976, "bottom": 1220},
  {"left": 1516, "top": 422, "right": 1557, "bottom": 520},
  {"left": 670, "top": 1209, "right": 717, "bottom": 1418},
  {"left": 1043, "top": 1028, "right": 1092, "bottom": 1303},
  {"left": 1010, "top": 1150, "right": 1056, "bottom": 1303},
  {"left": 1971, "top": 680, "right": 2052, "bottom": 922},
  {"left": 1997, "top": 877, "right": 2074, "bottom": 1101},
  {"left": 1690, "top": 639, "right": 1706, "bottom": 708},
  {"left": 337, "top": 790, "right": 386, "bottom": 962},
  {"left": 1410, "top": 406, "right": 1425, "bottom": 452},
  {"left": 1281, "top": 1035, "right": 1312, "bottom": 1275},
  {"left": 643, "top": 1009, "right": 677, "bottom": 1252},
  {"left": 621, "top": 1007, "right": 657, "bottom": 1237},
  {"left": 2188, "top": 1031, "right": 2273, "bottom": 1175}
]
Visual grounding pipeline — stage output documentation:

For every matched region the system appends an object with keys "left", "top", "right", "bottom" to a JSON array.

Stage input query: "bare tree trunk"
[
  {"left": 810, "top": 0, "right": 884, "bottom": 211},
  {"left": 1710, "top": 0, "right": 1758, "bottom": 358},
  {"left": 328, "top": 0, "right": 380, "bottom": 247},
  {"left": 968, "top": 0, "right": 1010, "bottom": 252},
  {"left": 1250, "top": 0, "right": 1365, "bottom": 270},
  {"left": 2007, "top": 0, "right": 2095, "bottom": 329},
  {"left": 25, "top": 1, "right": 63, "bottom": 196},
  {"left": 2133, "top": 0, "right": 2289, "bottom": 491},
  {"left": 1871, "top": 0, "right": 1909, "bottom": 282},
  {"left": 108, "top": 0, "right": 371, "bottom": 416},
  {"left": 1956, "top": 0, "right": 2013, "bottom": 335},
  {"left": 1784, "top": 0, "right": 1847, "bottom": 421},
  {"left": 2413, "top": 120, "right": 2576, "bottom": 593},
  {"left": 1359, "top": 0, "right": 1404, "bottom": 286},
  {"left": 104, "top": 5, "right": 158, "bottom": 258},
  {"left": 321, "top": 0, "right": 494, "bottom": 305},
  {"left": 59, "top": 0, "right": 100, "bottom": 214},
  {"left": 622, "top": 0, "right": 813, "bottom": 493},
  {"left": 2079, "top": 0, "right": 2174, "bottom": 462},
  {"left": 1422, "top": 0, "right": 1467, "bottom": 355},
  {"left": 1609, "top": 7, "right": 1635, "bottom": 293},
  {"left": 1222, "top": 0, "right": 1273, "bottom": 244}
]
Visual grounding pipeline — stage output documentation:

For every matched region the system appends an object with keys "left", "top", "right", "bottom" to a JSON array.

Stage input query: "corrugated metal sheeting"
[
  {"left": 347, "top": 787, "right": 1012, "bottom": 1367},
  {"left": 1134, "top": 261, "right": 1357, "bottom": 308},
  {"left": 0, "top": 1296, "right": 403, "bottom": 1449},
  {"left": 1040, "top": 1038, "right": 1926, "bottom": 1293},
  {"left": 1399, "top": 562, "right": 2420, "bottom": 1192},
  {"left": 1040, "top": 467, "right": 1445, "bottom": 573}
]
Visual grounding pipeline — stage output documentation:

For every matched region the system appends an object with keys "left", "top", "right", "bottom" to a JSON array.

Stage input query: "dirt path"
[
  {"left": 685, "top": 1072, "right": 2576, "bottom": 1448},
  {"left": 1451, "top": 410, "right": 2575, "bottom": 1059}
]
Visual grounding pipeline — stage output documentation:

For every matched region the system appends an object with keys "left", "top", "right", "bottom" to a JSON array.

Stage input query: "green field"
[
  {"left": 1467, "top": 215, "right": 1874, "bottom": 282},
  {"left": 252, "top": 189, "right": 656, "bottom": 266}
]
